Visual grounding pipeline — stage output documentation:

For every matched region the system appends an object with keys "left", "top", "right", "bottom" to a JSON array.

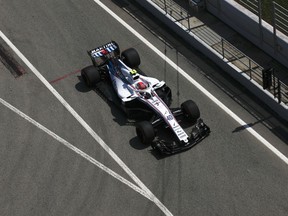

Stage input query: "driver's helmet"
[{"left": 136, "top": 81, "right": 147, "bottom": 90}]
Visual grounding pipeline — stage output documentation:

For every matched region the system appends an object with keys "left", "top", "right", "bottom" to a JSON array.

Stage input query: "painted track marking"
[
  {"left": 92, "top": 0, "right": 288, "bottom": 166},
  {"left": 0, "top": 30, "right": 173, "bottom": 216},
  {"left": 49, "top": 69, "right": 81, "bottom": 84},
  {"left": 0, "top": 97, "right": 151, "bottom": 201}
]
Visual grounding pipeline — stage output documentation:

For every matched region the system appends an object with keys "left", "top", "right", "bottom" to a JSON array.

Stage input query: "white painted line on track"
[
  {"left": 92, "top": 0, "right": 288, "bottom": 165},
  {"left": 0, "top": 30, "right": 173, "bottom": 216},
  {"left": 0, "top": 97, "right": 151, "bottom": 201}
]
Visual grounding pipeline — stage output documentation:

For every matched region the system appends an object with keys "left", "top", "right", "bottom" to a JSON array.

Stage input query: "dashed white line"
[
  {"left": 0, "top": 97, "right": 151, "bottom": 201},
  {"left": 92, "top": 0, "right": 288, "bottom": 166}
]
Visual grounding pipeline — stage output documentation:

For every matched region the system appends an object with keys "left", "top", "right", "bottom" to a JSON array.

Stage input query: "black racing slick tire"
[
  {"left": 181, "top": 100, "right": 200, "bottom": 123},
  {"left": 81, "top": 65, "right": 101, "bottom": 88},
  {"left": 121, "top": 48, "right": 140, "bottom": 68},
  {"left": 136, "top": 121, "right": 155, "bottom": 145}
]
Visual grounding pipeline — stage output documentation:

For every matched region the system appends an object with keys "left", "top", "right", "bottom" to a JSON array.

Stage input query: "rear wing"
[{"left": 88, "top": 41, "right": 120, "bottom": 66}]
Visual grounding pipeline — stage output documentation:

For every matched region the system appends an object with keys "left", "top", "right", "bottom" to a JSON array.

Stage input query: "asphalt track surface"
[{"left": 0, "top": 0, "right": 287, "bottom": 215}]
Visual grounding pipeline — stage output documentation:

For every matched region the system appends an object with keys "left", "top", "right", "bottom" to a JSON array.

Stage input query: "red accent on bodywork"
[{"left": 101, "top": 49, "right": 108, "bottom": 55}]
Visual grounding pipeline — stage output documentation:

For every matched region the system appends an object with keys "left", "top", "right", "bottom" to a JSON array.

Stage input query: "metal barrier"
[
  {"left": 273, "top": 2, "right": 288, "bottom": 35},
  {"left": 238, "top": 0, "right": 259, "bottom": 14},
  {"left": 150, "top": 0, "right": 288, "bottom": 105},
  {"left": 219, "top": 39, "right": 288, "bottom": 104},
  {"left": 238, "top": 0, "right": 288, "bottom": 37},
  {"left": 151, "top": 0, "right": 192, "bottom": 29}
]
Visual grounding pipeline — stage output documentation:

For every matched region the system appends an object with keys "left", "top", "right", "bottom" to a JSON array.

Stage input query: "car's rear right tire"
[
  {"left": 121, "top": 48, "right": 140, "bottom": 68},
  {"left": 81, "top": 65, "right": 101, "bottom": 88},
  {"left": 136, "top": 121, "right": 155, "bottom": 145}
]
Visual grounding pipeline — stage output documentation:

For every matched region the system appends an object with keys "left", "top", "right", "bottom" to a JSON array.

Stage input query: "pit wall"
[
  {"left": 206, "top": 0, "right": 288, "bottom": 69},
  {"left": 134, "top": 0, "right": 288, "bottom": 121}
]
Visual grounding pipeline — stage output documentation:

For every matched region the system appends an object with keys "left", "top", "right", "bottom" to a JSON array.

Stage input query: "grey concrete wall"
[
  {"left": 205, "top": 0, "right": 288, "bottom": 69},
  {"left": 134, "top": 0, "right": 288, "bottom": 121}
]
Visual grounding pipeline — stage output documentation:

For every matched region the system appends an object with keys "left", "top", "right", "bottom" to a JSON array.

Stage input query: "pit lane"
[{"left": 0, "top": 0, "right": 287, "bottom": 215}]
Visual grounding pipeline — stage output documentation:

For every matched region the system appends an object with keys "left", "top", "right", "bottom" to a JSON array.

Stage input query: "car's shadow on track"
[
  {"left": 129, "top": 137, "right": 168, "bottom": 159},
  {"left": 75, "top": 78, "right": 90, "bottom": 93},
  {"left": 129, "top": 137, "right": 148, "bottom": 150},
  {"left": 76, "top": 76, "right": 157, "bottom": 153},
  {"left": 76, "top": 75, "right": 133, "bottom": 126}
]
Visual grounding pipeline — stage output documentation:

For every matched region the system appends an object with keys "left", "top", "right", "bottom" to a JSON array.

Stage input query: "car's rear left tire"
[
  {"left": 136, "top": 121, "right": 155, "bottom": 145},
  {"left": 81, "top": 65, "right": 101, "bottom": 88},
  {"left": 121, "top": 48, "right": 140, "bottom": 68}
]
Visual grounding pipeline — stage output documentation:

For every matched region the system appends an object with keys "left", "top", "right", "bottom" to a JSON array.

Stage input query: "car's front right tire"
[{"left": 181, "top": 100, "right": 200, "bottom": 123}]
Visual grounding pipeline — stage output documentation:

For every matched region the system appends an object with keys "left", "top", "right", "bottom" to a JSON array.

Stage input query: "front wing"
[{"left": 151, "top": 119, "right": 210, "bottom": 155}]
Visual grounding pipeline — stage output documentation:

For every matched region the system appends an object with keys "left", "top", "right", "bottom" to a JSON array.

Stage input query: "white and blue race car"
[{"left": 81, "top": 41, "right": 210, "bottom": 154}]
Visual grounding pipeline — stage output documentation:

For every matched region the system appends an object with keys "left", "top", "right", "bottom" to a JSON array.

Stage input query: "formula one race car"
[{"left": 81, "top": 41, "right": 210, "bottom": 154}]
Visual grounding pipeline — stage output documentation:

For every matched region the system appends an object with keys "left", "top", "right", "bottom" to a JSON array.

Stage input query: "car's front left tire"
[{"left": 136, "top": 121, "right": 155, "bottom": 145}]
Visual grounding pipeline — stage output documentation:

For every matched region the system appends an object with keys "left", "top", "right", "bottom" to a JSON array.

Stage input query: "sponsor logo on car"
[{"left": 167, "top": 114, "right": 173, "bottom": 121}]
